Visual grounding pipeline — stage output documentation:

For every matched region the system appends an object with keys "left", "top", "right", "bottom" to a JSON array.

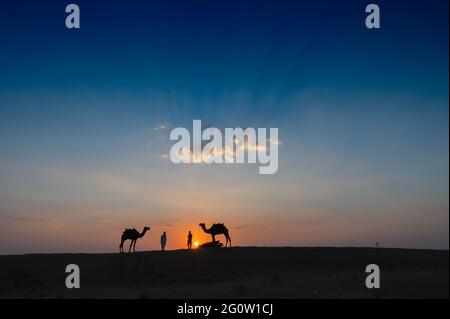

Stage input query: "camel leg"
[
  {"left": 212, "top": 234, "right": 215, "bottom": 243},
  {"left": 129, "top": 240, "right": 133, "bottom": 253},
  {"left": 133, "top": 239, "right": 137, "bottom": 253},
  {"left": 224, "top": 231, "right": 231, "bottom": 247},
  {"left": 119, "top": 240, "right": 124, "bottom": 253}
]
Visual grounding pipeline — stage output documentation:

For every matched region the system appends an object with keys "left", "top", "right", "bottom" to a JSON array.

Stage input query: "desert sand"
[{"left": 0, "top": 247, "right": 447, "bottom": 298}]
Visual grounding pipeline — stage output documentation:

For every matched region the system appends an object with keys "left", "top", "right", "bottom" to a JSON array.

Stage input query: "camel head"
[
  {"left": 144, "top": 226, "right": 150, "bottom": 231},
  {"left": 199, "top": 223, "right": 206, "bottom": 228}
]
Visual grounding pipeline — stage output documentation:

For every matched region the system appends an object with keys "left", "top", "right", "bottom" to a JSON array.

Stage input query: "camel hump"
[
  {"left": 123, "top": 228, "right": 138, "bottom": 235},
  {"left": 212, "top": 223, "right": 226, "bottom": 231}
]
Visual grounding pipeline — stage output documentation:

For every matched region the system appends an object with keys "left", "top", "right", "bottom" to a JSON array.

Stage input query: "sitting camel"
[
  {"left": 119, "top": 226, "right": 150, "bottom": 253},
  {"left": 199, "top": 223, "right": 231, "bottom": 247}
]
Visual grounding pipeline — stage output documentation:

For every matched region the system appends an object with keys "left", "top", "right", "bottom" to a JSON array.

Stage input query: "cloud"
[
  {"left": 12, "top": 216, "right": 51, "bottom": 223},
  {"left": 153, "top": 123, "right": 167, "bottom": 131},
  {"left": 167, "top": 133, "right": 282, "bottom": 163}
]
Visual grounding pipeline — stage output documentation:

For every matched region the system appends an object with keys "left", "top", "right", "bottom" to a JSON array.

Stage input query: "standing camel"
[
  {"left": 119, "top": 226, "right": 150, "bottom": 253},
  {"left": 199, "top": 223, "right": 231, "bottom": 247}
]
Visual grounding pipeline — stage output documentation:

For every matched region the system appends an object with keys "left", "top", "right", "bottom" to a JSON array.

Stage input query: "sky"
[{"left": 0, "top": 0, "right": 448, "bottom": 254}]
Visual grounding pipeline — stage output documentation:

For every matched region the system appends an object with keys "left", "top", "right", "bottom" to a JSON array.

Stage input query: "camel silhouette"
[
  {"left": 119, "top": 226, "right": 150, "bottom": 253},
  {"left": 199, "top": 223, "right": 231, "bottom": 247}
]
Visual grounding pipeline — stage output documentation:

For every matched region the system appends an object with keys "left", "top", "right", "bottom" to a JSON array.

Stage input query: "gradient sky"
[{"left": 0, "top": 0, "right": 448, "bottom": 254}]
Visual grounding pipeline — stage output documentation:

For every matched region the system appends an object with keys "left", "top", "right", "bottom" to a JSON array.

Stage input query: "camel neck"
[{"left": 201, "top": 225, "right": 209, "bottom": 232}]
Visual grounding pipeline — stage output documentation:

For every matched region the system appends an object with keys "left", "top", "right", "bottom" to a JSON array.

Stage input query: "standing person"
[
  {"left": 187, "top": 231, "right": 193, "bottom": 249},
  {"left": 160, "top": 231, "right": 167, "bottom": 251}
]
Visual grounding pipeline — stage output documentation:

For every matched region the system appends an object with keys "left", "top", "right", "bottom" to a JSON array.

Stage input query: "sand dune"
[{"left": 0, "top": 247, "right": 447, "bottom": 298}]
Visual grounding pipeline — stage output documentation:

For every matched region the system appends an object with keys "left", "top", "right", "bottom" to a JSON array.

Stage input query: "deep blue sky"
[
  {"left": 0, "top": 0, "right": 448, "bottom": 253},
  {"left": 0, "top": 0, "right": 448, "bottom": 93}
]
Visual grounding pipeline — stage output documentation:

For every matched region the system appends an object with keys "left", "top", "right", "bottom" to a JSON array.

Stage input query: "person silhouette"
[
  {"left": 161, "top": 231, "right": 167, "bottom": 251},
  {"left": 187, "top": 231, "right": 193, "bottom": 249}
]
